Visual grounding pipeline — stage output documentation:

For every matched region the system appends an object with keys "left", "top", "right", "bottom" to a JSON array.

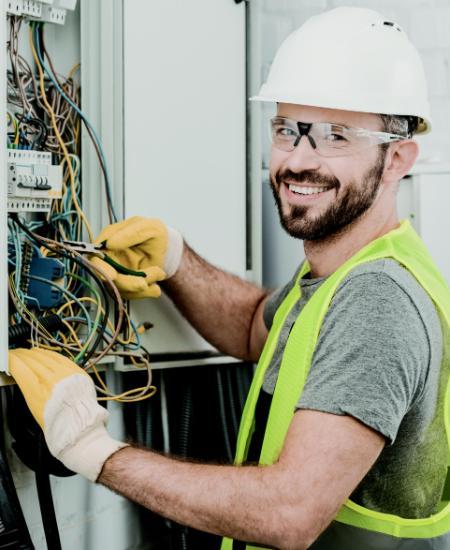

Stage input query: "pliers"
[{"left": 63, "top": 240, "right": 147, "bottom": 278}]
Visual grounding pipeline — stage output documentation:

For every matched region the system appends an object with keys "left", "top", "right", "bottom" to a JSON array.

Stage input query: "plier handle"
[{"left": 63, "top": 240, "right": 147, "bottom": 278}]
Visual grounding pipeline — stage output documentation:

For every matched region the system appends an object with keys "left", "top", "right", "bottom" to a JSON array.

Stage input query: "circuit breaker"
[{"left": 7, "top": 150, "right": 63, "bottom": 212}]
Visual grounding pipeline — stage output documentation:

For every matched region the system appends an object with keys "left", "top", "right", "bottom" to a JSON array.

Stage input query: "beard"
[{"left": 270, "top": 150, "right": 386, "bottom": 241}]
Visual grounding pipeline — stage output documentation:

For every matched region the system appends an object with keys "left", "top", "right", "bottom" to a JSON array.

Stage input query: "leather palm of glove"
[
  {"left": 90, "top": 216, "right": 184, "bottom": 299},
  {"left": 9, "top": 348, "right": 128, "bottom": 482}
]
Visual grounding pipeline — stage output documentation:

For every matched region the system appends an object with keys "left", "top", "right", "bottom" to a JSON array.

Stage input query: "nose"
[{"left": 283, "top": 134, "right": 322, "bottom": 172}]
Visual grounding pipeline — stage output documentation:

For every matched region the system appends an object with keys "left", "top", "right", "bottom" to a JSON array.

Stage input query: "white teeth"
[{"left": 289, "top": 184, "right": 331, "bottom": 195}]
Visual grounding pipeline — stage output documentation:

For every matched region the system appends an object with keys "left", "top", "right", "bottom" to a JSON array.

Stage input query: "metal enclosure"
[
  {"left": 124, "top": 0, "right": 247, "bottom": 358},
  {"left": 81, "top": 0, "right": 261, "bottom": 365}
]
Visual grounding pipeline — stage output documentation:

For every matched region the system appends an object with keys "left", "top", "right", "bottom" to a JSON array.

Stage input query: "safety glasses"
[{"left": 269, "top": 116, "right": 407, "bottom": 157}]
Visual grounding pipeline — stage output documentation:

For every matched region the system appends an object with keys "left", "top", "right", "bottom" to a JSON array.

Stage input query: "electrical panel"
[
  {"left": 4, "top": 4, "right": 154, "bottom": 403},
  {"left": 7, "top": 150, "right": 63, "bottom": 212},
  {"left": 3, "top": 0, "right": 254, "bottom": 404}
]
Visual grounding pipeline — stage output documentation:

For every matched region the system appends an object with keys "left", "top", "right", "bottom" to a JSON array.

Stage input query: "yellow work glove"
[
  {"left": 9, "top": 348, "right": 128, "bottom": 481},
  {"left": 90, "top": 216, "right": 184, "bottom": 299}
]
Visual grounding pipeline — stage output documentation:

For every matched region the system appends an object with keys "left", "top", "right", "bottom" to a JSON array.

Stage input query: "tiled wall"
[{"left": 259, "top": 0, "right": 450, "bottom": 168}]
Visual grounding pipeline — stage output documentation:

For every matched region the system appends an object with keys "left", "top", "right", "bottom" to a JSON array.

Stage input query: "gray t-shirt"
[{"left": 263, "top": 258, "right": 446, "bottom": 518}]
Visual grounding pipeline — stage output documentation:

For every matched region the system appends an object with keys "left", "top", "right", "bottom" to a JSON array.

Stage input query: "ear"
[{"left": 382, "top": 140, "right": 419, "bottom": 184}]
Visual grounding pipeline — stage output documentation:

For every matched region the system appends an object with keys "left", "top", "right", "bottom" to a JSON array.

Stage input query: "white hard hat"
[{"left": 252, "top": 7, "right": 432, "bottom": 134}]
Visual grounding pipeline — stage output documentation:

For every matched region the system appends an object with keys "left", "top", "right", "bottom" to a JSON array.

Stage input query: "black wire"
[
  {"left": 35, "top": 433, "right": 62, "bottom": 550},
  {"left": 15, "top": 113, "right": 48, "bottom": 150},
  {"left": 10, "top": 214, "right": 111, "bottom": 365}
]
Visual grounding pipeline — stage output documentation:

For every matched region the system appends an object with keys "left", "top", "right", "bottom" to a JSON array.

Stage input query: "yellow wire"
[
  {"left": 56, "top": 295, "right": 97, "bottom": 316},
  {"left": 68, "top": 62, "right": 80, "bottom": 81},
  {"left": 86, "top": 359, "right": 155, "bottom": 403},
  {"left": 99, "top": 390, "right": 157, "bottom": 403},
  {"left": 23, "top": 33, "right": 156, "bottom": 404},
  {"left": 13, "top": 117, "right": 19, "bottom": 145},
  {"left": 29, "top": 26, "right": 93, "bottom": 242},
  {"left": 60, "top": 319, "right": 83, "bottom": 350},
  {"left": 57, "top": 295, "right": 138, "bottom": 347},
  {"left": 130, "top": 355, "right": 147, "bottom": 368},
  {"left": 34, "top": 342, "right": 64, "bottom": 353}
]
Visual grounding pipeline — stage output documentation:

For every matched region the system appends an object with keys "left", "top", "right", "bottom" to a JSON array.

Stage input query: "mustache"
[{"left": 274, "top": 169, "right": 340, "bottom": 189}]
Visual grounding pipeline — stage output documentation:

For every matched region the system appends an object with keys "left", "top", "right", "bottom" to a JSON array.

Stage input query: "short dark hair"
[{"left": 379, "top": 114, "right": 419, "bottom": 138}]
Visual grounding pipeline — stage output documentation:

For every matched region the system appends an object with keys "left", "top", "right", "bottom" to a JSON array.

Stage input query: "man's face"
[{"left": 269, "top": 104, "right": 388, "bottom": 241}]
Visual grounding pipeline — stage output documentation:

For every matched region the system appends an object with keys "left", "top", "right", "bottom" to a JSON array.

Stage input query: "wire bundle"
[{"left": 7, "top": 16, "right": 155, "bottom": 404}]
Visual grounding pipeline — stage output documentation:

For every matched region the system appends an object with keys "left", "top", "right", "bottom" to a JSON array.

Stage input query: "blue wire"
[
  {"left": 26, "top": 274, "right": 93, "bottom": 337},
  {"left": 32, "top": 22, "right": 118, "bottom": 222},
  {"left": 128, "top": 318, "right": 142, "bottom": 349}
]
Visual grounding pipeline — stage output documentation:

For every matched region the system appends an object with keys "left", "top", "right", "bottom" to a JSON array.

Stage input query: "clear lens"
[
  {"left": 270, "top": 118, "right": 299, "bottom": 150},
  {"left": 269, "top": 117, "right": 405, "bottom": 157},
  {"left": 313, "top": 123, "right": 377, "bottom": 156}
]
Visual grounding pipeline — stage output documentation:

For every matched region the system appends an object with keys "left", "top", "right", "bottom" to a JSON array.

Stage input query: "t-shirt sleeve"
[{"left": 297, "top": 272, "right": 431, "bottom": 444}]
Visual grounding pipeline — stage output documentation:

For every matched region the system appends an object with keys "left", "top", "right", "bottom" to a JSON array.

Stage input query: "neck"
[{"left": 304, "top": 208, "right": 399, "bottom": 278}]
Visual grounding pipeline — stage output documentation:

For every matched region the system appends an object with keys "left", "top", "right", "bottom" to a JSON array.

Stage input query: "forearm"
[
  {"left": 99, "top": 446, "right": 307, "bottom": 549},
  {"left": 162, "top": 242, "right": 268, "bottom": 360}
]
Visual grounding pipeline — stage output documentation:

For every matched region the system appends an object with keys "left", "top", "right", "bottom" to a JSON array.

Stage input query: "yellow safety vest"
[{"left": 221, "top": 220, "right": 450, "bottom": 550}]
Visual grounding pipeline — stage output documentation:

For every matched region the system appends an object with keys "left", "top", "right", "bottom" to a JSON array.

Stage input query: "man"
[{"left": 9, "top": 7, "right": 450, "bottom": 550}]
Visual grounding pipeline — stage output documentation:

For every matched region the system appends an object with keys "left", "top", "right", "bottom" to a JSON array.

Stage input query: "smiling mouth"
[{"left": 287, "top": 183, "right": 334, "bottom": 196}]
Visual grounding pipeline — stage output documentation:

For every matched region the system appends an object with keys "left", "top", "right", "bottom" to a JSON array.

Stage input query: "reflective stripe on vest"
[{"left": 221, "top": 220, "right": 450, "bottom": 550}]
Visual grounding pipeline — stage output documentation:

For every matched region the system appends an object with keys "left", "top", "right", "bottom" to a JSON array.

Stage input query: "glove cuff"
[
  {"left": 58, "top": 424, "right": 129, "bottom": 482},
  {"left": 165, "top": 226, "right": 184, "bottom": 278}
]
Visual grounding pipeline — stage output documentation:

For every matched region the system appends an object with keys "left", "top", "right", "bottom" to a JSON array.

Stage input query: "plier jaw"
[
  {"left": 62, "top": 240, "right": 147, "bottom": 278},
  {"left": 62, "top": 240, "right": 106, "bottom": 258}
]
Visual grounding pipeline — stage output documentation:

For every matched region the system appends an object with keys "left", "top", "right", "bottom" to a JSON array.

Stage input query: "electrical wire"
[
  {"left": 11, "top": 217, "right": 109, "bottom": 361},
  {"left": 35, "top": 23, "right": 117, "bottom": 223},
  {"left": 7, "top": 22, "right": 156, "bottom": 405},
  {"left": 29, "top": 22, "right": 93, "bottom": 242},
  {"left": 13, "top": 215, "right": 156, "bottom": 402}
]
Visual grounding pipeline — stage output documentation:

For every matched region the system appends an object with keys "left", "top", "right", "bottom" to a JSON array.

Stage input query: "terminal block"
[
  {"left": 7, "top": 150, "right": 63, "bottom": 213},
  {"left": 7, "top": 0, "right": 78, "bottom": 23},
  {"left": 16, "top": 242, "right": 66, "bottom": 310},
  {"left": 21, "top": 0, "right": 42, "bottom": 17}
]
